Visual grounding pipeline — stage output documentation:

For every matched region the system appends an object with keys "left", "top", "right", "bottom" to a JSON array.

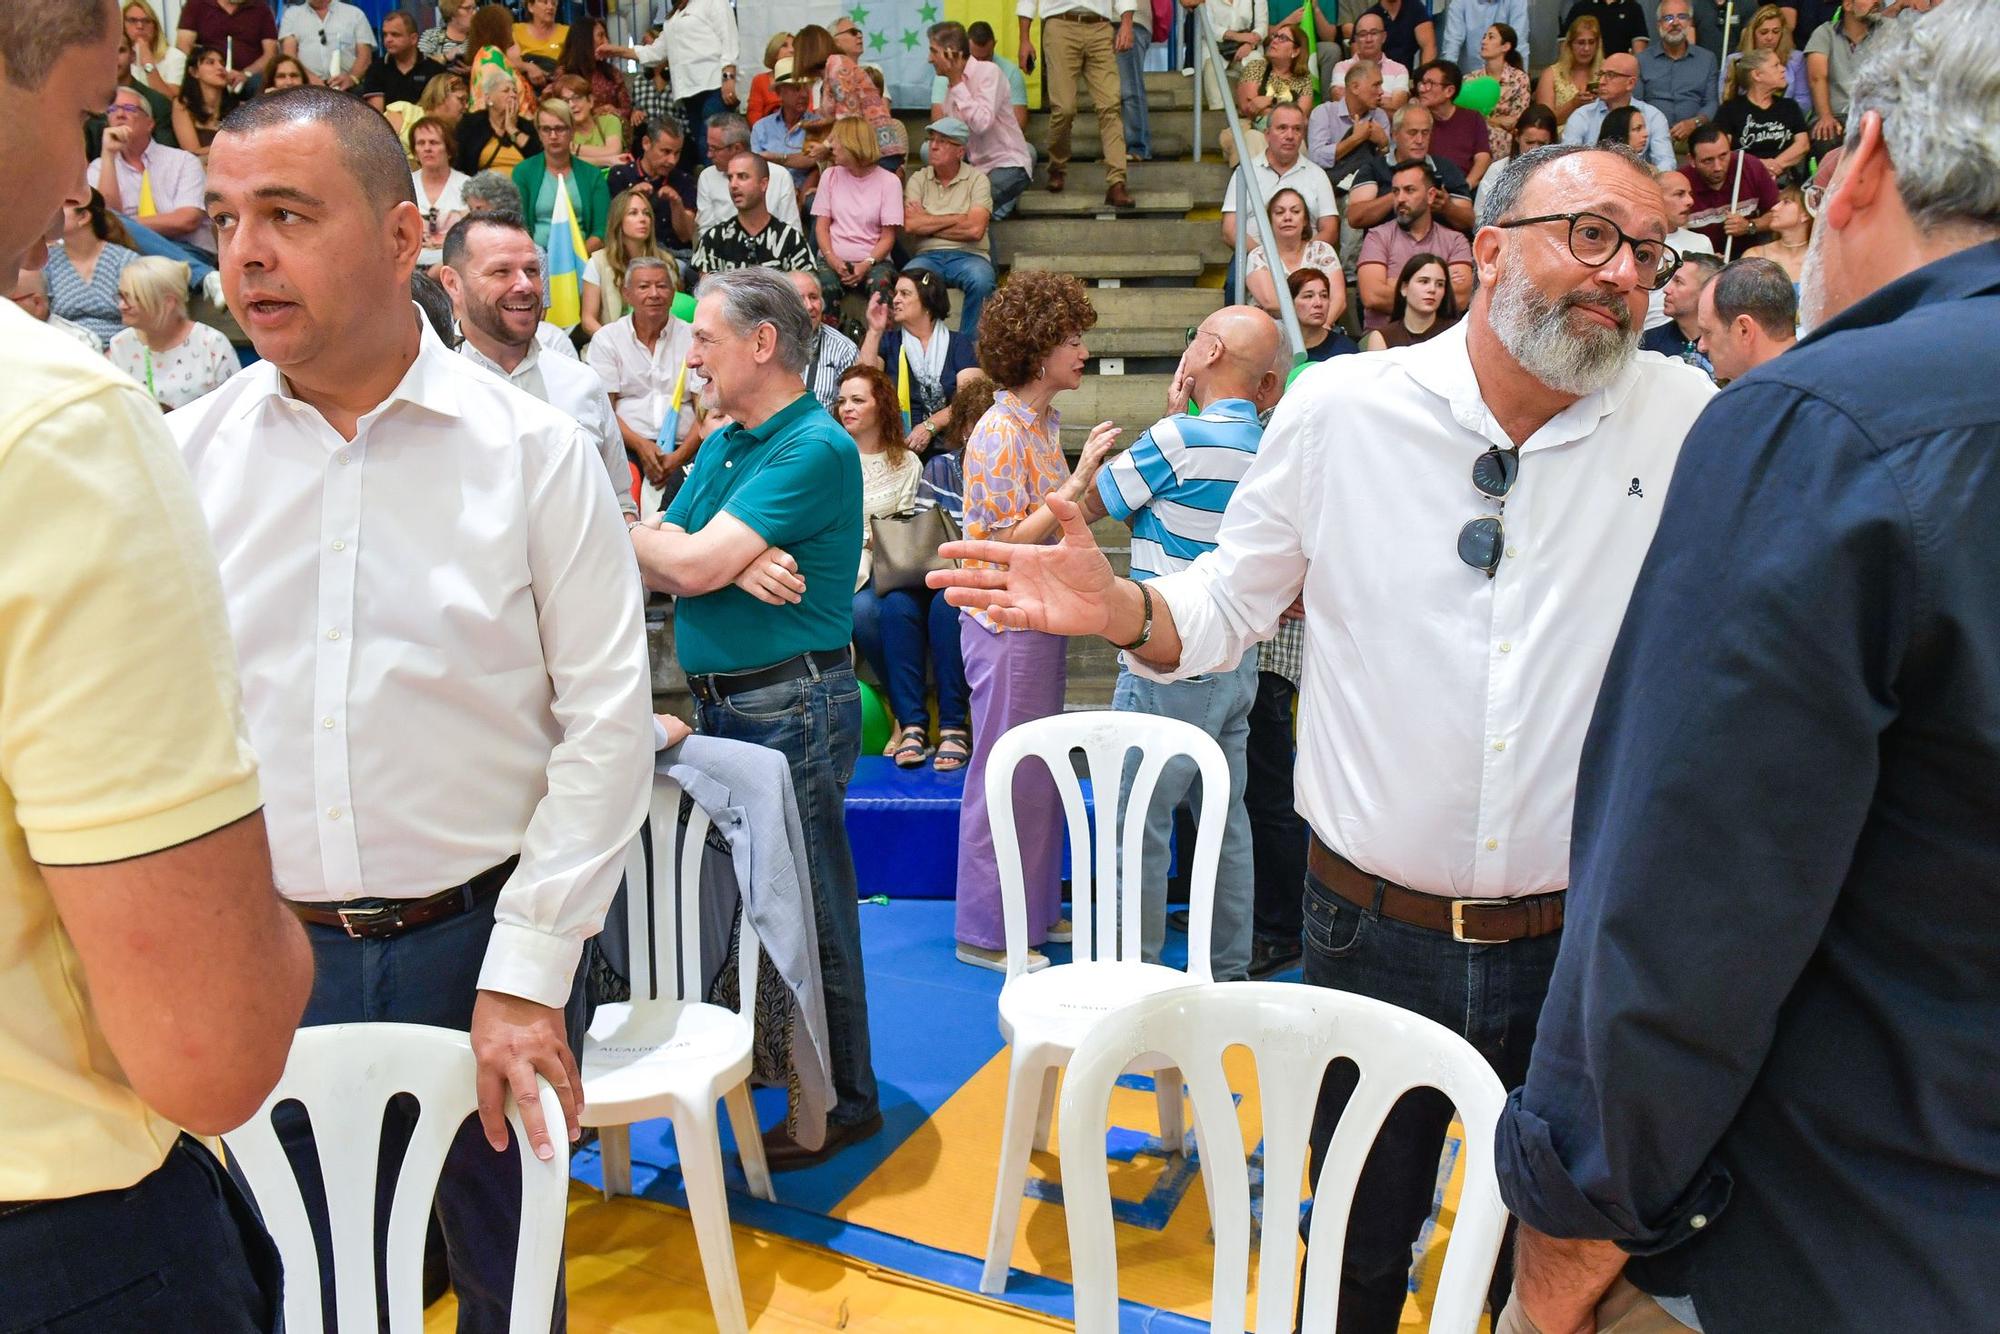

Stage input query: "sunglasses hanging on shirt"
[{"left": 1457, "top": 446, "right": 1520, "bottom": 578}]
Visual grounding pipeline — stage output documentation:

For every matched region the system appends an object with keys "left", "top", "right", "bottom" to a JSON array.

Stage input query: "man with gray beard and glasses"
[{"left": 925, "top": 142, "right": 1713, "bottom": 1331}]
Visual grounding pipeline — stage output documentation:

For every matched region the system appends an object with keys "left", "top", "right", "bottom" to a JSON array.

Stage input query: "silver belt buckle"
[
  {"left": 336, "top": 903, "right": 393, "bottom": 938},
  {"left": 1451, "top": 899, "right": 1506, "bottom": 945}
]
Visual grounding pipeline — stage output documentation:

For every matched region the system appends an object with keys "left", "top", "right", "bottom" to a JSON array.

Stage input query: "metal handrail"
[{"left": 1188, "top": 8, "right": 1307, "bottom": 365}]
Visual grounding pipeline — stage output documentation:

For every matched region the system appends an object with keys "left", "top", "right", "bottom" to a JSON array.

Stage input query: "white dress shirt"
[
  {"left": 1131, "top": 322, "right": 1715, "bottom": 899},
  {"left": 694, "top": 162, "right": 802, "bottom": 233},
  {"left": 634, "top": 0, "right": 738, "bottom": 101},
  {"left": 1017, "top": 0, "right": 1140, "bottom": 19},
  {"left": 170, "top": 314, "right": 653, "bottom": 1007},
  {"left": 586, "top": 313, "right": 699, "bottom": 444},
  {"left": 459, "top": 338, "right": 637, "bottom": 518},
  {"left": 279, "top": 0, "right": 375, "bottom": 79}
]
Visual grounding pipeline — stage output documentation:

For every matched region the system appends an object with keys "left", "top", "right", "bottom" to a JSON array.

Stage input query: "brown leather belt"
[
  {"left": 1309, "top": 836, "right": 1564, "bottom": 944},
  {"left": 289, "top": 857, "right": 517, "bottom": 940},
  {"left": 1047, "top": 9, "right": 1111, "bottom": 21}
]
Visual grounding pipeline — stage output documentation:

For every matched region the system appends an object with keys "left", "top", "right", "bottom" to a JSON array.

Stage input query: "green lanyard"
[{"left": 143, "top": 345, "right": 155, "bottom": 399}]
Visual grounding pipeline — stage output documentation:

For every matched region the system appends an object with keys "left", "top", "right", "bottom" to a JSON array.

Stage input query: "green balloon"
[
  {"left": 859, "top": 678, "right": 893, "bottom": 755},
  {"left": 1457, "top": 75, "right": 1502, "bottom": 116},
  {"left": 671, "top": 290, "right": 697, "bottom": 323}
]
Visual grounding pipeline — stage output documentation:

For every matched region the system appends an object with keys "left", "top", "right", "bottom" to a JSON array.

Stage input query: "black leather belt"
[
  {"left": 1309, "top": 837, "right": 1564, "bottom": 943},
  {"left": 687, "top": 647, "right": 849, "bottom": 705},
  {"left": 289, "top": 857, "right": 517, "bottom": 939}
]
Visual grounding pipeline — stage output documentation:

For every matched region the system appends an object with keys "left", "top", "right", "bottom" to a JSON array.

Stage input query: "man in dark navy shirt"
[{"left": 1495, "top": 7, "right": 2000, "bottom": 1332}]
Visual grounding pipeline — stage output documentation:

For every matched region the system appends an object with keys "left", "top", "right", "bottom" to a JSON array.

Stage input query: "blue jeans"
[
  {"left": 122, "top": 217, "right": 216, "bottom": 290},
  {"left": 1117, "top": 22, "right": 1153, "bottom": 157},
  {"left": 681, "top": 89, "right": 729, "bottom": 166},
  {"left": 281, "top": 890, "right": 588, "bottom": 1334},
  {"left": 852, "top": 583, "right": 970, "bottom": 732},
  {"left": 1111, "top": 652, "right": 1259, "bottom": 980},
  {"left": 1301, "top": 874, "right": 1562, "bottom": 1333},
  {"left": 986, "top": 165, "right": 1031, "bottom": 221},
  {"left": 3, "top": 1136, "right": 282, "bottom": 1332},
  {"left": 903, "top": 248, "right": 997, "bottom": 347},
  {"left": 694, "top": 663, "right": 879, "bottom": 1128}
]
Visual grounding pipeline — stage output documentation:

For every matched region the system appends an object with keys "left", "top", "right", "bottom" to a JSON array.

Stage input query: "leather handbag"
[{"left": 868, "top": 501, "right": 960, "bottom": 596}]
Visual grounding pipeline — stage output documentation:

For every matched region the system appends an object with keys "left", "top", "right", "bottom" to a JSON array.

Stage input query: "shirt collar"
[
  {"left": 458, "top": 336, "right": 540, "bottom": 382},
  {"left": 1803, "top": 238, "right": 2000, "bottom": 345},
  {"left": 993, "top": 387, "right": 1060, "bottom": 436},
  {"left": 1402, "top": 319, "right": 1643, "bottom": 454},
  {"left": 721, "top": 389, "right": 817, "bottom": 451},
  {"left": 233, "top": 305, "right": 467, "bottom": 432},
  {"left": 1190, "top": 397, "right": 1259, "bottom": 422}
]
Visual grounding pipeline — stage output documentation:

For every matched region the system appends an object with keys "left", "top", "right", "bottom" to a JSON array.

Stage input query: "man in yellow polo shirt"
[{"left": 0, "top": 4, "right": 312, "bottom": 1328}]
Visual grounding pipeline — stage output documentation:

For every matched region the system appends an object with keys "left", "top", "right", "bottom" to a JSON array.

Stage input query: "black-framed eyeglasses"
[
  {"left": 1457, "top": 447, "right": 1520, "bottom": 578},
  {"left": 1497, "top": 212, "right": 1681, "bottom": 290}
]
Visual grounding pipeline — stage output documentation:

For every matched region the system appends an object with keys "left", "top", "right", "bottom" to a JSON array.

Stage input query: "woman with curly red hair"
[{"left": 951, "top": 272, "right": 1122, "bottom": 972}]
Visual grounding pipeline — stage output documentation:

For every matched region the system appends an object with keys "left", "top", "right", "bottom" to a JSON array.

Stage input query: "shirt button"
[
  {"left": 1492, "top": 740, "right": 1507, "bottom": 752},
  {"left": 1690, "top": 1214, "right": 1708, "bottom": 1230},
  {"left": 326, "top": 628, "right": 341, "bottom": 640},
  {"left": 322, "top": 717, "right": 335, "bottom": 729},
  {"left": 1498, "top": 641, "right": 1512, "bottom": 653},
  {"left": 1485, "top": 838, "right": 1499, "bottom": 851},
  {"left": 326, "top": 806, "right": 342, "bottom": 821},
  {"left": 1505, "top": 545, "right": 1518, "bottom": 559},
  {"left": 331, "top": 539, "right": 346, "bottom": 551},
  {"left": 337, "top": 452, "right": 352, "bottom": 465}
]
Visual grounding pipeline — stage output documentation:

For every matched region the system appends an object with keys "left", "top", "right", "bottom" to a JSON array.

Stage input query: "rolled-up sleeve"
[
  {"left": 1126, "top": 390, "right": 1314, "bottom": 683},
  {"left": 1495, "top": 381, "right": 1914, "bottom": 1250},
  {"left": 479, "top": 426, "right": 654, "bottom": 1006}
]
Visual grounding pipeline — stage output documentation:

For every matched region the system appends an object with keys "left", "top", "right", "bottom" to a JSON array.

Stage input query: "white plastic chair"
[
  {"left": 579, "top": 774, "right": 773, "bottom": 1334},
  {"left": 978, "top": 710, "right": 1230, "bottom": 1294},
  {"left": 222, "top": 1023, "right": 569, "bottom": 1334},
  {"left": 1059, "top": 982, "right": 1511, "bottom": 1334}
]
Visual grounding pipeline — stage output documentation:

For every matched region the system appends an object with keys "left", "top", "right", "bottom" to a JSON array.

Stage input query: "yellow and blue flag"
[
  {"left": 546, "top": 175, "right": 589, "bottom": 329},
  {"left": 896, "top": 346, "right": 914, "bottom": 434}
]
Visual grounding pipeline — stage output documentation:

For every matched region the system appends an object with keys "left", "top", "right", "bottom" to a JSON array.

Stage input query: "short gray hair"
[
  {"left": 1711, "top": 257, "right": 1797, "bottom": 337},
  {"left": 707, "top": 110, "right": 752, "bottom": 148},
  {"left": 1843, "top": 3, "right": 2000, "bottom": 234},
  {"left": 463, "top": 170, "right": 524, "bottom": 214},
  {"left": 622, "top": 255, "right": 672, "bottom": 289},
  {"left": 697, "top": 267, "right": 813, "bottom": 376},
  {"left": 1476, "top": 142, "right": 1650, "bottom": 230}
]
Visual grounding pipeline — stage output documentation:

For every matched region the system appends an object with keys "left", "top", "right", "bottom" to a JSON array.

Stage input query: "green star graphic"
[
  {"left": 869, "top": 29, "right": 887, "bottom": 51},
  {"left": 900, "top": 27, "right": 921, "bottom": 49},
  {"left": 849, "top": 4, "right": 869, "bottom": 23},
  {"left": 918, "top": 2, "right": 940, "bottom": 20}
]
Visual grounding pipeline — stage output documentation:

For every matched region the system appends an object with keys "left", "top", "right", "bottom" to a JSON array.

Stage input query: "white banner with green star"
[{"left": 735, "top": 0, "right": 1035, "bottom": 111}]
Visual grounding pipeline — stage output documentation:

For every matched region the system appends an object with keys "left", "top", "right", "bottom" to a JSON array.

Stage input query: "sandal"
[
  {"left": 892, "top": 724, "right": 931, "bottom": 769},
  {"left": 933, "top": 727, "right": 972, "bottom": 772}
]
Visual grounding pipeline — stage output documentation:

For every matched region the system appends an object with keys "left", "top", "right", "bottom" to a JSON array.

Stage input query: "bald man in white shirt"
[
  {"left": 930, "top": 144, "right": 1714, "bottom": 1332},
  {"left": 176, "top": 89, "right": 651, "bottom": 1331}
]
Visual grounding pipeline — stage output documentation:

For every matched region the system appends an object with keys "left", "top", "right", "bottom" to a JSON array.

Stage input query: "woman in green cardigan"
[{"left": 510, "top": 97, "right": 610, "bottom": 254}]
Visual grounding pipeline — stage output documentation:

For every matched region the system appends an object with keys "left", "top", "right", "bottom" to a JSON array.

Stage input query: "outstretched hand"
[{"left": 928, "top": 493, "right": 1120, "bottom": 636}]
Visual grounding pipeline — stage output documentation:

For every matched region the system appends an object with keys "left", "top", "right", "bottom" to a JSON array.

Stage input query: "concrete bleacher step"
[
  {"left": 1075, "top": 70, "right": 1198, "bottom": 111},
  {"left": 992, "top": 217, "right": 1233, "bottom": 266},
  {"left": 1082, "top": 326, "right": 1200, "bottom": 359},
  {"left": 1011, "top": 251, "right": 1206, "bottom": 280},
  {"left": 1028, "top": 107, "right": 1197, "bottom": 144},
  {"left": 1009, "top": 188, "right": 1194, "bottom": 217},
  {"left": 1046, "top": 159, "right": 1232, "bottom": 197},
  {"left": 1054, "top": 130, "right": 1189, "bottom": 161}
]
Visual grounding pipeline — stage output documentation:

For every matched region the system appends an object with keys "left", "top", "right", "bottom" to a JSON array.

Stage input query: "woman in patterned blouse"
[
  {"left": 951, "top": 272, "right": 1122, "bottom": 974},
  {"left": 44, "top": 192, "right": 139, "bottom": 346}
]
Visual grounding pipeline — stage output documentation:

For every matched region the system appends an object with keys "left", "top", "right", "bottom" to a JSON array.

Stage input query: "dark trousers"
[
  {"left": 1301, "top": 872, "right": 1562, "bottom": 1333},
  {"left": 1246, "top": 670, "right": 1308, "bottom": 946},
  {"left": 279, "top": 892, "right": 588, "bottom": 1334},
  {"left": 2, "top": 1136, "right": 282, "bottom": 1332},
  {"left": 694, "top": 660, "right": 879, "bottom": 1128},
  {"left": 852, "top": 583, "right": 971, "bottom": 733}
]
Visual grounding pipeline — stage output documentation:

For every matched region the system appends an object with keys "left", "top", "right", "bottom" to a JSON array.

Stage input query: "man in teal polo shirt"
[{"left": 631, "top": 267, "right": 878, "bottom": 1168}]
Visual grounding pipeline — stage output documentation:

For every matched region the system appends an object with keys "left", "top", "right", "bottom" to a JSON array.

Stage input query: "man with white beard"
[{"left": 926, "top": 142, "right": 1714, "bottom": 1331}]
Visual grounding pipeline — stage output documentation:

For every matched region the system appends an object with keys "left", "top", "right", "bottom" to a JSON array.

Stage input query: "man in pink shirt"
[{"left": 930, "top": 22, "right": 1034, "bottom": 219}]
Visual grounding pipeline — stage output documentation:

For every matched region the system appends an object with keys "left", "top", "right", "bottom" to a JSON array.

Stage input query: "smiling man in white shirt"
[
  {"left": 440, "top": 211, "right": 639, "bottom": 521},
  {"left": 930, "top": 143, "right": 1714, "bottom": 1332},
  {"left": 177, "top": 89, "right": 652, "bottom": 1331}
]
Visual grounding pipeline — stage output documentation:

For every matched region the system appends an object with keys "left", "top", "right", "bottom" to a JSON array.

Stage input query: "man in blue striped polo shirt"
[{"left": 1081, "top": 305, "right": 1285, "bottom": 980}]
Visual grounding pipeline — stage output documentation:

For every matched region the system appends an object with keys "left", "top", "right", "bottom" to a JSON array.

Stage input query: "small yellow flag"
[{"left": 137, "top": 168, "right": 157, "bottom": 218}]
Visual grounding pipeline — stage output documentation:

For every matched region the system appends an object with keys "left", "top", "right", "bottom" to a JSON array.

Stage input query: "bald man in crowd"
[
  {"left": 1076, "top": 305, "right": 1285, "bottom": 981},
  {"left": 1697, "top": 256, "right": 1797, "bottom": 382}
]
